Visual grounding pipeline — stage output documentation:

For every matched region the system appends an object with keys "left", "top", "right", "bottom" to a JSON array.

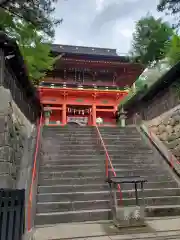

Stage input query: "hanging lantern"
[{"left": 82, "top": 110, "right": 84, "bottom": 115}]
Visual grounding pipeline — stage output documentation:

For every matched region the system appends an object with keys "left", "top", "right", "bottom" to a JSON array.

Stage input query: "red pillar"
[
  {"left": 114, "top": 105, "right": 118, "bottom": 112},
  {"left": 92, "top": 104, "right": 96, "bottom": 126},
  {"left": 62, "top": 104, "right": 67, "bottom": 125}
]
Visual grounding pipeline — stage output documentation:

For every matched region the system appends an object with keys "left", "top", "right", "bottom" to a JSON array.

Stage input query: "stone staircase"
[
  {"left": 99, "top": 126, "right": 180, "bottom": 217},
  {"left": 35, "top": 126, "right": 110, "bottom": 226},
  {"left": 35, "top": 125, "right": 180, "bottom": 227}
]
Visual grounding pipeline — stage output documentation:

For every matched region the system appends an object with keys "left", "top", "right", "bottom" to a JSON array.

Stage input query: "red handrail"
[
  {"left": 27, "top": 112, "right": 43, "bottom": 231},
  {"left": 95, "top": 125, "right": 123, "bottom": 204}
]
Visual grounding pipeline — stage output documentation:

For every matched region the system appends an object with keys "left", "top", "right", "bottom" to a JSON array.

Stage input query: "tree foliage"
[
  {"left": 0, "top": 0, "right": 61, "bottom": 84},
  {"left": 1, "top": 0, "right": 62, "bottom": 38},
  {"left": 164, "top": 34, "right": 180, "bottom": 65},
  {"left": 157, "top": 0, "right": 180, "bottom": 28},
  {"left": 131, "top": 15, "right": 173, "bottom": 66}
]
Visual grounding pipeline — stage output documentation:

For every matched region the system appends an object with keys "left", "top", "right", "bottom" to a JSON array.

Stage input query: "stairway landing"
[{"left": 33, "top": 217, "right": 180, "bottom": 240}]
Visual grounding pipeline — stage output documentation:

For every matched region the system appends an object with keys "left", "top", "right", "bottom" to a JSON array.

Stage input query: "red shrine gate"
[
  {"left": 39, "top": 88, "right": 128, "bottom": 126},
  {"left": 38, "top": 44, "right": 143, "bottom": 126}
]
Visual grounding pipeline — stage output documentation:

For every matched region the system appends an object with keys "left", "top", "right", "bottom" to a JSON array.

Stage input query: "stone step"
[
  {"left": 43, "top": 133, "right": 141, "bottom": 138},
  {"left": 111, "top": 159, "right": 163, "bottom": 165},
  {"left": 41, "top": 149, "right": 105, "bottom": 154},
  {"left": 41, "top": 154, "right": 104, "bottom": 159},
  {"left": 35, "top": 209, "right": 111, "bottom": 226},
  {"left": 39, "top": 163, "right": 163, "bottom": 172},
  {"left": 38, "top": 174, "right": 175, "bottom": 186},
  {"left": 40, "top": 158, "right": 164, "bottom": 167},
  {"left": 39, "top": 170, "right": 105, "bottom": 179},
  {"left": 39, "top": 158, "right": 158, "bottom": 165},
  {"left": 41, "top": 156, "right": 104, "bottom": 162},
  {"left": 107, "top": 149, "right": 153, "bottom": 153},
  {"left": 38, "top": 176, "right": 105, "bottom": 185},
  {"left": 37, "top": 188, "right": 180, "bottom": 203},
  {"left": 38, "top": 181, "right": 179, "bottom": 194},
  {"left": 99, "top": 127, "right": 137, "bottom": 132},
  {"left": 38, "top": 167, "right": 171, "bottom": 179},
  {"left": 36, "top": 196, "right": 180, "bottom": 214},
  {"left": 42, "top": 139, "right": 144, "bottom": 146},
  {"left": 41, "top": 149, "right": 153, "bottom": 155},
  {"left": 43, "top": 127, "right": 94, "bottom": 131},
  {"left": 42, "top": 145, "right": 100, "bottom": 151},
  {"left": 37, "top": 200, "right": 110, "bottom": 214},
  {"left": 39, "top": 163, "right": 160, "bottom": 169},
  {"left": 40, "top": 158, "right": 105, "bottom": 165},
  {"left": 110, "top": 168, "right": 172, "bottom": 177},
  {"left": 106, "top": 146, "right": 151, "bottom": 151},
  {"left": 43, "top": 127, "right": 137, "bottom": 133},
  {"left": 43, "top": 141, "right": 149, "bottom": 147},
  {"left": 35, "top": 204, "right": 180, "bottom": 226},
  {"left": 136, "top": 174, "right": 175, "bottom": 182},
  {"left": 39, "top": 164, "right": 105, "bottom": 171},
  {"left": 38, "top": 173, "right": 173, "bottom": 185},
  {"left": 43, "top": 126, "right": 94, "bottom": 129},
  {"left": 43, "top": 130, "right": 95, "bottom": 134},
  {"left": 38, "top": 184, "right": 109, "bottom": 194},
  {"left": 43, "top": 126, "right": 94, "bottom": 130},
  {"left": 100, "top": 133, "right": 140, "bottom": 137},
  {"left": 146, "top": 205, "right": 180, "bottom": 217},
  {"left": 42, "top": 144, "right": 151, "bottom": 151},
  {"left": 41, "top": 154, "right": 154, "bottom": 162},
  {"left": 104, "top": 140, "right": 145, "bottom": 145},
  {"left": 43, "top": 132, "right": 97, "bottom": 137},
  {"left": 44, "top": 137, "right": 143, "bottom": 142},
  {"left": 37, "top": 191, "right": 110, "bottom": 203},
  {"left": 110, "top": 155, "right": 155, "bottom": 160},
  {"left": 40, "top": 166, "right": 167, "bottom": 178}
]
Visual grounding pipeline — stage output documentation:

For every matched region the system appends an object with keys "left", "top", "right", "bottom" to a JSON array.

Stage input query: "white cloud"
[
  {"left": 54, "top": 0, "right": 168, "bottom": 53},
  {"left": 95, "top": 0, "right": 105, "bottom": 12},
  {"left": 119, "top": 29, "right": 133, "bottom": 38}
]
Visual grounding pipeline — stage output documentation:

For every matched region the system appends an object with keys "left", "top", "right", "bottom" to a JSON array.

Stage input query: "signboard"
[{"left": 67, "top": 117, "right": 88, "bottom": 126}]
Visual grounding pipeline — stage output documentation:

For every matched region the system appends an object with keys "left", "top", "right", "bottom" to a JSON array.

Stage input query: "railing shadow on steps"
[
  {"left": 95, "top": 125, "right": 123, "bottom": 204},
  {"left": 139, "top": 122, "right": 180, "bottom": 178},
  {"left": 27, "top": 112, "right": 43, "bottom": 233}
]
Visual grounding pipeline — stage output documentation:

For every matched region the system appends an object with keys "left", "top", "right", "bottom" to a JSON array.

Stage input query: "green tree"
[
  {"left": 164, "top": 34, "right": 180, "bottom": 65},
  {"left": 17, "top": 23, "right": 55, "bottom": 85},
  {"left": 157, "top": 0, "right": 180, "bottom": 28},
  {"left": 0, "top": 0, "right": 61, "bottom": 84},
  {"left": 0, "top": 0, "right": 62, "bottom": 38},
  {"left": 131, "top": 15, "right": 173, "bottom": 66}
]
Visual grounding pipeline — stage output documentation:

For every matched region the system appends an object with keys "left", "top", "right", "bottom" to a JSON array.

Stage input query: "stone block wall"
[
  {"left": 0, "top": 87, "right": 35, "bottom": 188},
  {"left": 0, "top": 38, "right": 41, "bottom": 190},
  {"left": 149, "top": 105, "right": 180, "bottom": 161}
]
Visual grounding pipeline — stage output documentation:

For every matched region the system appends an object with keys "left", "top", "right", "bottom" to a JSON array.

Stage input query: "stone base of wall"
[{"left": 149, "top": 104, "right": 180, "bottom": 161}]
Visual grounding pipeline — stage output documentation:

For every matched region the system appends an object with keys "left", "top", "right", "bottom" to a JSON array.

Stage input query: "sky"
[{"left": 54, "top": 0, "right": 169, "bottom": 54}]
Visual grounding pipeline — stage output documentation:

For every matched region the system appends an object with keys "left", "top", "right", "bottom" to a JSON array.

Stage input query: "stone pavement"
[{"left": 33, "top": 217, "right": 180, "bottom": 240}]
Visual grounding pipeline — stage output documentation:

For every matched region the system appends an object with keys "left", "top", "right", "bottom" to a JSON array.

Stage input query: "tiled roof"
[{"left": 51, "top": 44, "right": 118, "bottom": 57}]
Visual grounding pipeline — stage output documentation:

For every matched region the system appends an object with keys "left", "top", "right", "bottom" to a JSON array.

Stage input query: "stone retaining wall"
[
  {"left": 149, "top": 105, "right": 180, "bottom": 161},
  {"left": 0, "top": 87, "right": 36, "bottom": 188}
]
